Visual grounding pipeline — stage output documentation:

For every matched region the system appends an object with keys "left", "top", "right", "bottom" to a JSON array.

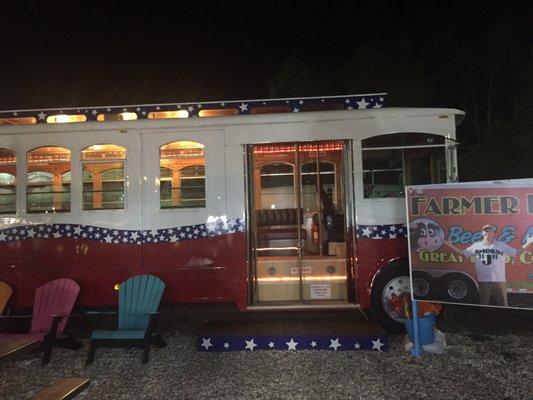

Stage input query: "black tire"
[
  {"left": 440, "top": 273, "right": 478, "bottom": 303},
  {"left": 371, "top": 261, "right": 410, "bottom": 334},
  {"left": 411, "top": 271, "right": 437, "bottom": 300}
]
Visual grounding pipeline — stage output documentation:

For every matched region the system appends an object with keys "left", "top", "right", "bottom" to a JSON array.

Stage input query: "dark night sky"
[{"left": 0, "top": 0, "right": 530, "bottom": 110}]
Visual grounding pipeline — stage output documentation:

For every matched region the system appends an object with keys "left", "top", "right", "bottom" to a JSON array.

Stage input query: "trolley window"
[
  {"left": 362, "top": 133, "right": 447, "bottom": 198},
  {"left": 160, "top": 141, "right": 206, "bottom": 208},
  {"left": 27, "top": 146, "right": 71, "bottom": 213},
  {"left": 0, "top": 148, "right": 16, "bottom": 214},
  {"left": 81, "top": 144, "right": 126, "bottom": 210}
]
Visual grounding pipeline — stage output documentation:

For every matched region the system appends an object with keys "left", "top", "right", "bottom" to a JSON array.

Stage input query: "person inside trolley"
[{"left": 444, "top": 225, "right": 533, "bottom": 307}]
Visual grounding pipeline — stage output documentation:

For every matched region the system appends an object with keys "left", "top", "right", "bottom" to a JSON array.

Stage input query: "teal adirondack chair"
[{"left": 86, "top": 275, "right": 165, "bottom": 364}]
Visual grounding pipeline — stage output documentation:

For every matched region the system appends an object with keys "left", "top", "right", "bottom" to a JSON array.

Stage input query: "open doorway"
[{"left": 247, "top": 140, "right": 355, "bottom": 306}]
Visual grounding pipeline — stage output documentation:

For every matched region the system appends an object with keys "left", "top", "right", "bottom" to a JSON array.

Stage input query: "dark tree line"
[{"left": 268, "top": 23, "right": 532, "bottom": 182}]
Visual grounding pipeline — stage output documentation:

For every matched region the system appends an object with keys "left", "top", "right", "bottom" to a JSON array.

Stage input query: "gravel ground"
[{"left": 1, "top": 304, "right": 532, "bottom": 400}]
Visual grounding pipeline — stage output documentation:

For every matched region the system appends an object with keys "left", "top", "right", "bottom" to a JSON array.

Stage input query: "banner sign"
[{"left": 406, "top": 179, "right": 533, "bottom": 310}]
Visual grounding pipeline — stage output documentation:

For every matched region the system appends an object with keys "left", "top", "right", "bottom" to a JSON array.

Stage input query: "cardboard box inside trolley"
[{"left": 0, "top": 94, "right": 464, "bottom": 332}]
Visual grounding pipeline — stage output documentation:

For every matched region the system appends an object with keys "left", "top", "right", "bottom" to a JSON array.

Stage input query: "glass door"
[
  {"left": 299, "top": 141, "right": 347, "bottom": 303},
  {"left": 249, "top": 140, "right": 349, "bottom": 305}
]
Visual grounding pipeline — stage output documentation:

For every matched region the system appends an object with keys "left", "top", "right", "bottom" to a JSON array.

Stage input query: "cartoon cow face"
[{"left": 409, "top": 218, "right": 444, "bottom": 252}]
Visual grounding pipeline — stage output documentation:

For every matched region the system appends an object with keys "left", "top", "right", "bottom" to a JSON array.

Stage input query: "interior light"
[
  {"left": 119, "top": 112, "right": 137, "bottom": 121},
  {"left": 46, "top": 114, "right": 87, "bottom": 124},
  {"left": 148, "top": 110, "right": 189, "bottom": 119}
]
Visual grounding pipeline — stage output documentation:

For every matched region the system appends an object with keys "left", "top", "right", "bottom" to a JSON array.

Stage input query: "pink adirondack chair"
[{"left": 0, "top": 278, "right": 81, "bottom": 364}]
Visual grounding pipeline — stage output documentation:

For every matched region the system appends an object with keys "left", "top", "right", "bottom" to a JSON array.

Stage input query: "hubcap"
[
  {"left": 446, "top": 279, "right": 468, "bottom": 300},
  {"left": 412, "top": 277, "right": 430, "bottom": 297},
  {"left": 381, "top": 275, "right": 411, "bottom": 322}
]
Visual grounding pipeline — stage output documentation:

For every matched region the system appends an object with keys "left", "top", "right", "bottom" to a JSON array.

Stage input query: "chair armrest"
[{"left": 146, "top": 312, "right": 160, "bottom": 337}]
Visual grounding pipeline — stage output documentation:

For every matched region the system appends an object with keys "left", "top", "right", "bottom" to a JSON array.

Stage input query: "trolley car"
[{"left": 0, "top": 94, "right": 464, "bottom": 331}]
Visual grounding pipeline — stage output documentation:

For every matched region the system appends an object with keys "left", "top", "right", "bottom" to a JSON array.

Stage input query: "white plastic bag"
[{"left": 404, "top": 329, "right": 446, "bottom": 354}]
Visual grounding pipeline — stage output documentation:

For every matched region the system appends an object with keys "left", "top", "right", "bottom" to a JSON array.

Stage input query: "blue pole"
[{"left": 410, "top": 300, "right": 422, "bottom": 356}]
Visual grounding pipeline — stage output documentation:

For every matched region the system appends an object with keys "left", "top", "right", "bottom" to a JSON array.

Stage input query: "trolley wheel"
[
  {"left": 411, "top": 271, "right": 436, "bottom": 300},
  {"left": 371, "top": 261, "right": 410, "bottom": 334},
  {"left": 440, "top": 273, "right": 478, "bottom": 303}
]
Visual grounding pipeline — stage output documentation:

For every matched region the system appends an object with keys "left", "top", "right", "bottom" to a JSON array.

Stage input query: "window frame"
[
  {"left": 26, "top": 146, "right": 72, "bottom": 214},
  {"left": 0, "top": 147, "right": 17, "bottom": 215},
  {"left": 80, "top": 144, "right": 127, "bottom": 212},
  {"left": 159, "top": 140, "right": 207, "bottom": 210}
]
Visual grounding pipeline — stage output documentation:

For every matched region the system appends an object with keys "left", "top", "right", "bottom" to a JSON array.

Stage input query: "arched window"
[
  {"left": 260, "top": 163, "right": 294, "bottom": 209},
  {"left": 362, "top": 133, "right": 447, "bottom": 198},
  {"left": 160, "top": 141, "right": 205, "bottom": 208},
  {"left": 82, "top": 144, "right": 126, "bottom": 210},
  {"left": 27, "top": 146, "right": 71, "bottom": 213},
  {"left": 0, "top": 148, "right": 16, "bottom": 214}
]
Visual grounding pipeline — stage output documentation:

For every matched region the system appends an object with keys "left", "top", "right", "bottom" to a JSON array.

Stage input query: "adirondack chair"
[
  {"left": 0, "top": 278, "right": 80, "bottom": 365},
  {"left": 0, "top": 281, "right": 13, "bottom": 315},
  {"left": 87, "top": 274, "right": 165, "bottom": 364}
]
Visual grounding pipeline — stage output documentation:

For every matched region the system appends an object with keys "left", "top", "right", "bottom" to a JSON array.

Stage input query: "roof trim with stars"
[{"left": 0, "top": 94, "right": 387, "bottom": 125}]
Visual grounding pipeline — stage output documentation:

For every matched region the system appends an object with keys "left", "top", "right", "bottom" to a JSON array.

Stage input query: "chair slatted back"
[
  {"left": 118, "top": 275, "right": 165, "bottom": 331},
  {"left": 0, "top": 281, "right": 13, "bottom": 314},
  {"left": 30, "top": 278, "right": 80, "bottom": 335}
]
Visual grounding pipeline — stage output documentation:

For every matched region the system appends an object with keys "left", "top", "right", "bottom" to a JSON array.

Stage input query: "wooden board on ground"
[
  {"left": 29, "top": 378, "right": 90, "bottom": 400},
  {"left": 0, "top": 339, "right": 40, "bottom": 363}
]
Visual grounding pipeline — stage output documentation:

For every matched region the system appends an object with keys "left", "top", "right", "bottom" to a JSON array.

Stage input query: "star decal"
[
  {"left": 286, "top": 338, "right": 298, "bottom": 350},
  {"left": 37, "top": 111, "right": 46, "bottom": 120},
  {"left": 245, "top": 338, "right": 257, "bottom": 351},
  {"left": 371, "top": 338, "right": 384, "bottom": 352},
  {"left": 200, "top": 338, "right": 213, "bottom": 351},
  {"left": 239, "top": 103, "right": 248, "bottom": 112},
  {"left": 329, "top": 338, "right": 342, "bottom": 351},
  {"left": 354, "top": 342, "right": 361, "bottom": 349},
  {"left": 356, "top": 98, "right": 369, "bottom": 109},
  {"left": 268, "top": 342, "right": 275, "bottom": 349},
  {"left": 0, "top": 220, "right": 246, "bottom": 247},
  {"left": 357, "top": 224, "right": 406, "bottom": 239},
  {"left": 310, "top": 341, "right": 317, "bottom": 348},
  {"left": 223, "top": 342, "right": 230, "bottom": 349}
]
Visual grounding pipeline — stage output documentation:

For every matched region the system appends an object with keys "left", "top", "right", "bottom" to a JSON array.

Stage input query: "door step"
[{"left": 197, "top": 320, "right": 388, "bottom": 352}]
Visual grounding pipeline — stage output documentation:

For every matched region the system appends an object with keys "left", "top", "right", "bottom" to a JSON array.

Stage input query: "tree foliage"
[{"left": 268, "top": 24, "right": 532, "bottom": 181}]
